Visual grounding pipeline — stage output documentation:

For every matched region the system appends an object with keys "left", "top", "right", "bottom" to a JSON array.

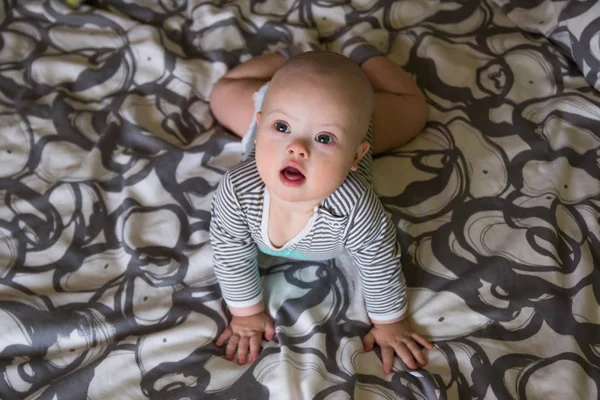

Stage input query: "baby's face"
[{"left": 255, "top": 75, "right": 370, "bottom": 205}]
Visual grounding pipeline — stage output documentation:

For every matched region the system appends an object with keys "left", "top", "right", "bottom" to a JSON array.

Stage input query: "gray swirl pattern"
[{"left": 1, "top": 0, "right": 599, "bottom": 399}]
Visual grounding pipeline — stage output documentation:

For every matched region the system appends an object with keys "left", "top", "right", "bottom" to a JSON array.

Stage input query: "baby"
[{"left": 209, "top": 49, "right": 432, "bottom": 374}]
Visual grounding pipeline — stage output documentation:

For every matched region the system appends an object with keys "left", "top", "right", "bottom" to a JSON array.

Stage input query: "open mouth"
[{"left": 280, "top": 166, "right": 305, "bottom": 186}]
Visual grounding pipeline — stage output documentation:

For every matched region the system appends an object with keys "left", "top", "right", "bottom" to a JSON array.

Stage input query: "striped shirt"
[{"left": 210, "top": 146, "right": 407, "bottom": 321}]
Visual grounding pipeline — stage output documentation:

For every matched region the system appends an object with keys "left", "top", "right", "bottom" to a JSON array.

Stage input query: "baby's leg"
[
  {"left": 360, "top": 56, "right": 428, "bottom": 154},
  {"left": 209, "top": 53, "right": 287, "bottom": 137}
]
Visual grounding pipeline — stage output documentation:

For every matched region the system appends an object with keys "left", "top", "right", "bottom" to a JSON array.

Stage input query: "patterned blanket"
[{"left": 1, "top": 0, "right": 599, "bottom": 399}]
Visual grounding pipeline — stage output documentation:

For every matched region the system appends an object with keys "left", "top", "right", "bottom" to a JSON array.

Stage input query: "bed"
[{"left": 1, "top": 0, "right": 599, "bottom": 399}]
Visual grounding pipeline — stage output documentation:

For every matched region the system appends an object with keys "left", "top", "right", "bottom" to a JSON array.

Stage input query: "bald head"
[
  {"left": 263, "top": 51, "right": 374, "bottom": 141},
  {"left": 271, "top": 51, "right": 374, "bottom": 111}
]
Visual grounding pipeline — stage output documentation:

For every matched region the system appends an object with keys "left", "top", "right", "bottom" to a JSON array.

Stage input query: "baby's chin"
[{"left": 266, "top": 184, "right": 330, "bottom": 205}]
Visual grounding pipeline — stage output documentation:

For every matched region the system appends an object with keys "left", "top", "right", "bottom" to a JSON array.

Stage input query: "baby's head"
[{"left": 254, "top": 51, "right": 374, "bottom": 206}]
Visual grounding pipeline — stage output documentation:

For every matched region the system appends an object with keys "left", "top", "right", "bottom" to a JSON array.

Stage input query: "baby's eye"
[
  {"left": 274, "top": 122, "right": 290, "bottom": 133},
  {"left": 315, "top": 134, "right": 334, "bottom": 144}
]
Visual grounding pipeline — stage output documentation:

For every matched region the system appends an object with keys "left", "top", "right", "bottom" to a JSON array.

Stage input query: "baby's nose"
[{"left": 287, "top": 140, "right": 310, "bottom": 159}]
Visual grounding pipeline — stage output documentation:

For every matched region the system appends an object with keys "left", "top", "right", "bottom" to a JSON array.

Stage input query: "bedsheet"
[{"left": 1, "top": 0, "right": 600, "bottom": 399}]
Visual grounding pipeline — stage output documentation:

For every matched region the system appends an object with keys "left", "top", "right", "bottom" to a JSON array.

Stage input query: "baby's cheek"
[
  {"left": 320, "top": 161, "right": 348, "bottom": 184},
  {"left": 254, "top": 140, "right": 271, "bottom": 160}
]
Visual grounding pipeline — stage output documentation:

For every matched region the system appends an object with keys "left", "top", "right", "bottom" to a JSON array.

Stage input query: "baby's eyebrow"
[
  {"left": 266, "top": 109, "right": 295, "bottom": 120},
  {"left": 320, "top": 123, "right": 344, "bottom": 133}
]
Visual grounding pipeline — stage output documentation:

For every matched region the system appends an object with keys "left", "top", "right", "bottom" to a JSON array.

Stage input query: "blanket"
[{"left": 1, "top": 0, "right": 599, "bottom": 399}]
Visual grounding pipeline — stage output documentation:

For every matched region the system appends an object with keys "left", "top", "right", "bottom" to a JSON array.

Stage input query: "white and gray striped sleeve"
[
  {"left": 345, "top": 187, "right": 407, "bottom": 321},
  {"left": 209, "top": 171, "right": 262, "bottom": 309}
]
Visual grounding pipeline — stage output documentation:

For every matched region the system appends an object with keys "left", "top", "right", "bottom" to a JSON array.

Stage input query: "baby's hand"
[
  {"left": 216, "top": 312, "right": 275, "bottom": 365},
  {"left": 363, "top": 318, "right": 433, "bottom": 374}
]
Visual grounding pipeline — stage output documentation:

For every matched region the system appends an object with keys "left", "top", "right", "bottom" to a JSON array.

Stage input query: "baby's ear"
[
  {"left": 350, "top": 141, "right": 370, "bottom": 171},
  {"left": 255, "top": 112, "right": 262, "bottom": 125}
]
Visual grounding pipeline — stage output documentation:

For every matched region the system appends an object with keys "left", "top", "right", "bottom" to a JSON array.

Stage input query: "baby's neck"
[{"left": 269, "top": 194, "right": 321, "bottom": 218}]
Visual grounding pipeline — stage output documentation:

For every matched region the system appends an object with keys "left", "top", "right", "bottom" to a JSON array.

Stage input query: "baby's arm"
[
  {"left": 209, "top": 53, "right": 286, "bottom": 137},
  {"left": 346, "top": 187, "right": 407, "bottom": 321},
  {"left": 346, "top": 187, "right": 432, "bottom": 372},
  {"left": 210, "top": 172, "right": 275, "bottom": 364}
]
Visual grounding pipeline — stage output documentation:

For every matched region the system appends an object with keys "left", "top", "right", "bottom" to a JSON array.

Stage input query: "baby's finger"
[
  {"left": 264, "top": 320, "right": 275, "bottom": 341},
  {"left": 405, "top": 340, "right": 427, "bottom": 366},
  {"left": 392, "top": 342, "right": 417, "bottom": 370},
  {"left": 410, "top": 332, "right": 433, "bottom": 350},
  {"left": 237, "top": 336, "right": 250, "bottom": 365},
  {"left": 362, "top": 332, "right": 375, "bottom": 352},
  {"left": 225, "top": 334, "right": 240, "bottom": 361},
  {"left": 215, "top": 326, "right": 233, "bottom": 347},
  {"left": 216, "top": 328, "right": 232, "bottom": 347},
  {"left": 381, "top": 346, "right": 395, "bottom": 375},
  {"left": 412, "top": 333, "right": 434, "bottom": 350},
  {"left": 249, "top": 334, "right": 262, "bottom": 362}
]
